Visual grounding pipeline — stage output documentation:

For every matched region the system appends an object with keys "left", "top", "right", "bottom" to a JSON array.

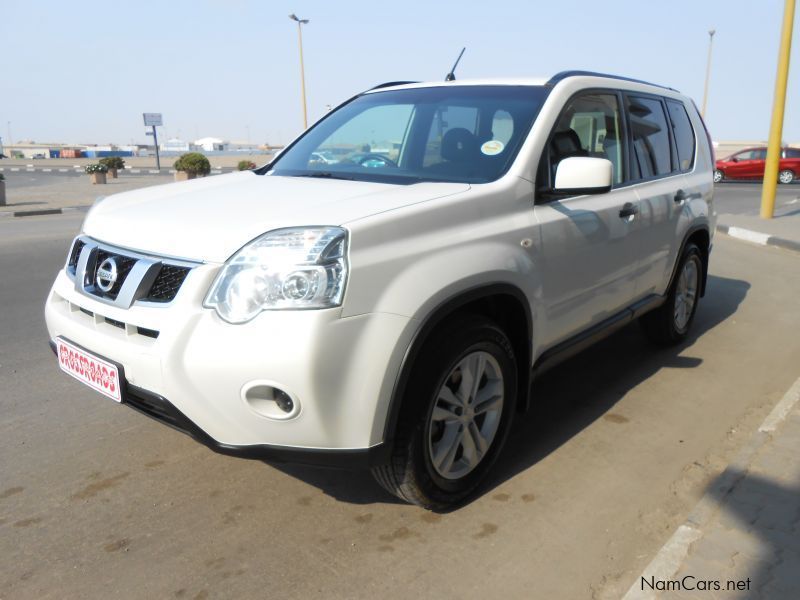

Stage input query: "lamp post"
[
  {"left": 701, "top": 29, "right": 716, "bottom": 118},
  {"left": 289, "top": 13, "right": 310, "bottom": 129}
]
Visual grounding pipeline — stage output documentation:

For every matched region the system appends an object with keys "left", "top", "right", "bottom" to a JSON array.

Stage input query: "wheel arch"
[
  {"left": 381, "top": 283, "right": 533, "bottom": 446},
  {"left": 671, "top": 225, "right": 711, "bottom": 297}
]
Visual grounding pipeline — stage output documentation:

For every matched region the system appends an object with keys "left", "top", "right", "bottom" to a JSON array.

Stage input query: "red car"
[{"left": 714, "top": 146, "right": 800, "bottom": 184}]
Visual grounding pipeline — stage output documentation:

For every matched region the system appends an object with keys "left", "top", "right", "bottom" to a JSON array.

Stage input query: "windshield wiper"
[{"left": 291, "top": 171, "right": 356, "bottom": 181}]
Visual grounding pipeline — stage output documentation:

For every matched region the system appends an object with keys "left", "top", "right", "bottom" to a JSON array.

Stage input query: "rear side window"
[
  {"left": 666, "top": 100, "right": 696, "bottom": 171},
  {"left": 627, "top": 96, "right": 672, "bottom": 180},
  {"left": 784, "top": 148, "right": 800, "bottom": 158}
]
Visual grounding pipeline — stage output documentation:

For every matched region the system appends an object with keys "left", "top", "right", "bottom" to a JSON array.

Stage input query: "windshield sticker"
[{"left": 481, "top": 140, "right": 505, "bottom": 156}]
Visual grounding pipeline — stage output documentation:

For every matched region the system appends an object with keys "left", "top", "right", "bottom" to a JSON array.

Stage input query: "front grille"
[
  {"left": 104, "top": 317, "right": 125, "bottom": 329},
  {"left": 146, "top": 265, "right": 191, "bottom": 303},
  {"left": 67, "top": 236, "right": 195, "bottom": 307},
  {"left": 93, "top": 250, "right": 138, "bottom": 300},
  {"left": 67, "top": 239, "right": 86, "bottom": 272}
]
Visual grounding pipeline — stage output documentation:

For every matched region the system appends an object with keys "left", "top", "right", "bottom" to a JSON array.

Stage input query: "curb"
[
  {"left": 622, "top": 374, "right": 800, "bottom": 600},
  {"left": 0, "top": 206, "right": 84, "bottom": 219},
  {"left": 716, "top": 224, "right": 800, "bottom": 253}
]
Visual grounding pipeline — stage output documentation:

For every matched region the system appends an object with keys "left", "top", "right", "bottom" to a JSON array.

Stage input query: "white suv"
[{"left": 46, "top": 72, "right": 715, "bottom": 509}]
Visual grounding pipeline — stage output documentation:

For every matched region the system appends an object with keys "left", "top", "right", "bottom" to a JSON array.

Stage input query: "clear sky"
[{"left": 1, "top": 0, "right": 798, "bottom": 146}]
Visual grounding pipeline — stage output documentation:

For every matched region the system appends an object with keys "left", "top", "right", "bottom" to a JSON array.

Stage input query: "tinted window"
[
  {"left": 752, "top": 149, "right": 767, "bottom": 160},
  {"left": 784, "top": 148, "right": 800, "bottom": 158},
  {"left": 627, "top": 96, "right": 672, "bottom": 179},
  {"left": 545, "top": 92, "right": 625, "bottom": 186},
  {"left": 666, "top": 100, "right": 695, "bottom": 171}
]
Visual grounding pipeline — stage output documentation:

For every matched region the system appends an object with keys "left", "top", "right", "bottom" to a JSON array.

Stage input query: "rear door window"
[
  {"left": 626, "top": 95, "right": 673, "bottom": 180},
  {"left": 666, "top": 100, "right": 696, "bottom": 172}
]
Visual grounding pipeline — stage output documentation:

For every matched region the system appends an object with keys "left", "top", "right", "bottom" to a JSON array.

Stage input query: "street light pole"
[
  {"left": 289, "top": 13, "right": 310, "bottom": 129},
  {"left": 761, "top": 0, "right": 796, "bottom": 219},
  {"left": 701, "top": 29, "right": 716, "bottom": 118}
]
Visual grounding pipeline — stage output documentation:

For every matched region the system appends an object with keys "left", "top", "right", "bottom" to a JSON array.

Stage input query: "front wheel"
[
  {"left": 372, "top": 315, "right": 517, "bottom": 510},
  {"left": 779, "top": 169, "right": 794, "bottom": 184},
  {"left": 713, "top": 169, "right": 724, "bottom": 183},
  {"left": 640, "top": 243, "right": 703, "bottom": 345}
]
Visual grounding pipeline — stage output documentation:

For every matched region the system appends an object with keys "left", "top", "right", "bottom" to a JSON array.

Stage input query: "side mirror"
[
  {"left": 730, "top": 157, "right": 739, "bottom": 162},
  {"left": 553, "top": 157, "right": 613, "bottom": 195}
]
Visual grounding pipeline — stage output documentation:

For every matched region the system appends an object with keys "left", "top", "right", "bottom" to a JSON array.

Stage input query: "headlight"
[{"left": 204, "top": 227, "right": 348, "bottom": 323}]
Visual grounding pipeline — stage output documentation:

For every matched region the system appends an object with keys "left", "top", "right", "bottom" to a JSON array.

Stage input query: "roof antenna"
[{"left": 445, "top": 47, "right": 466, "bottom": 81}]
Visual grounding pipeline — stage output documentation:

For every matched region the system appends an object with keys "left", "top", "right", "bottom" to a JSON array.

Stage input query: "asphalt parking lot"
[{"left": 1, "top": 184, "right": 800, "bottom": 599}]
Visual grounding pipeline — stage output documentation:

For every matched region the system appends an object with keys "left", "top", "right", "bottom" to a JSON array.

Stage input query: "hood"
[{"left": 83, "top": 172, "right": 469, "bottom": 262}]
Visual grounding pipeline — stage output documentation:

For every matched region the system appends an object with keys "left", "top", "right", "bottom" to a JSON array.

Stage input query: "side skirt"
[{"left": 531, "top": 294, "right": 665, "bottom": 378}]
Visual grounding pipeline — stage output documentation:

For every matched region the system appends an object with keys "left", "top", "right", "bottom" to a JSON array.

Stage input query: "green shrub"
[
  {"left": 174, "top": 152, "right": 211, "bottom": 175},
  {"left": 0, "top": 173, "right": 5, "bottom": 181},
  {"left": 85, "top": 163, "right": 108, "bottom": 174},
  {"left": 237, "top": 160, "right": 257, "bottom": 171},
  {"left": 99, "top": 156, "right": 126, "bottom": 170}
]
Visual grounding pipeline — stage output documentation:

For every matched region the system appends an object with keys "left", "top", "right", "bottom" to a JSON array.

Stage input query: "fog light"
[{"left": 241, "top": 381, "right": 300, "bottom": 420}]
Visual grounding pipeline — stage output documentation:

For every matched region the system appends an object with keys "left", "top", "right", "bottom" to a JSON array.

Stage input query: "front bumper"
[
  {"left": 49, "top": 337, "right": 388, "bottom": 468},
  {"left": 45, "top": 264, "right": 414, "bottom": 460}
]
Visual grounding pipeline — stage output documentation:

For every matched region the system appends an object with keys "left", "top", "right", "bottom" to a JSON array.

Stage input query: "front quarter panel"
[{"left": 342, "top": 177, "right": 539, "bottom": 324}]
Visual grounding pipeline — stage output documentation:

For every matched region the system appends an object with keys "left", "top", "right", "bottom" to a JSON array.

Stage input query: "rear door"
[
  {"left": 748, "top": 148, "right": 767, "bottom": 178},
  {"left": 534, "top": 90, "right": 641, "bottom": 347},
  {"left": 629, "top": 95, "right": 694, "bottom": 298}
]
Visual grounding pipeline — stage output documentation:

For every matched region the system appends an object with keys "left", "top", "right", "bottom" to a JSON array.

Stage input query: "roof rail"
[
  {"left": 546, "top": 70, "right": 677, "bottom": 92},
  {"left": 368, "top": 81, "right": 418, "bottom": 91}
]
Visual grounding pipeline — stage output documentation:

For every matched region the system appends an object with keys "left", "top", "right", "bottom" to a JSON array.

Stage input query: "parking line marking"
[
  {"left": 11, "top": 167, "right": 20, "bottom": 171},
  {"left": 760, "top": 375, "right": 800, "bottom": 432},
  {"left": 622, "top": 524, "right": 703, "bottom": 600},
  {"left": 58, "top": 168, "right": 68, "bottom": 172},
  {"left": 43, "top": 168, "right": 52, "bottom": 172}
]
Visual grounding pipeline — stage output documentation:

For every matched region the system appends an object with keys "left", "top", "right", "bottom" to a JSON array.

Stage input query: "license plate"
[{"left": 56, "top": 337, "right": 122, "bottom": 402}]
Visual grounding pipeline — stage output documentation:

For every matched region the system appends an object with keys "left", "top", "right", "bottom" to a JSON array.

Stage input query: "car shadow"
[
  {"left": 266, "top": 273, "right": 749, "bottom": 508},
  {"left": 700, "top": 470, "right": 800, "bottom": 596}
]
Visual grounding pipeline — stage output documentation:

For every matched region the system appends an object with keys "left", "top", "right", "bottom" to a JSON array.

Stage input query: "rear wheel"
[
  {"left": 713, "top": 169, "right": 724, "bottom": 183},
  {"left": 779, "top": 169, "right": 794, "bottom": 184},
  {"left": 640, "top": 243, "right": 703, "bottom": 345},
  {"left": 372, "top": 315, "right": 517, "bottom": 510}
]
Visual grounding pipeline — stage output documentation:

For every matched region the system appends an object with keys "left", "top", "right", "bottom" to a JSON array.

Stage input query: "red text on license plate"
[{"left": 56, "top": 338, "right": 122, "bottom": 402}]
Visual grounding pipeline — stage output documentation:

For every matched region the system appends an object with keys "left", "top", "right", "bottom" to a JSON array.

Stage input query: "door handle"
[
  {"left": 674, "top": 189, "right": 701, "bottom": 203},
  {"left": 619, "top": 202, "right": 639, "bottom": 218}
]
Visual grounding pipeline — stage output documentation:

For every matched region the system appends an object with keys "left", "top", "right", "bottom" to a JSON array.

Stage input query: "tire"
[
  {"left": 372, "top": 315, "right": 517, "bottom": 510},
  {"left": 640, "top": 243, "right": 703, "bottom": 345},
  {"left": 779, "top": 169, "right": 794, "bottom": 184},
  {"left": 713, "top": 169, "right": 724, "bottom": 183}
]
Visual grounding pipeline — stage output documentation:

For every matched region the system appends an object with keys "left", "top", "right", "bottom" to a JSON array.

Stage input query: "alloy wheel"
[
  {"left": 674, "top": 258, "right": 699, "bottom": 331},
  {"left": 427, "top": 351, "right": 504, "bottom": 480}
]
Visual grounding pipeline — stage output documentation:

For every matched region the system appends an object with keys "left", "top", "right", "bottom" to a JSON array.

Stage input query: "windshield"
[{"left": 269, "top": 85, "right": 549, "bottom": 184}]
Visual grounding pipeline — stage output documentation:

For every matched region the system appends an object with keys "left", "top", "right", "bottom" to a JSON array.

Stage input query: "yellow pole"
[
  {"left": 297, "top": 22, "right": 308, "bottom": 130},
  {"left": 701, "top": 30, "right": 715, "bottom": 118},
  {"left": 761, "top": 0, "right": 796, "bottom": 219}
]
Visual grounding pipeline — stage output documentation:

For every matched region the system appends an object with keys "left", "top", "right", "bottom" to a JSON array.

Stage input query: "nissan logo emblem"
[{"left": 96, "top": 257, "right": 118, "bottom": 292}]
